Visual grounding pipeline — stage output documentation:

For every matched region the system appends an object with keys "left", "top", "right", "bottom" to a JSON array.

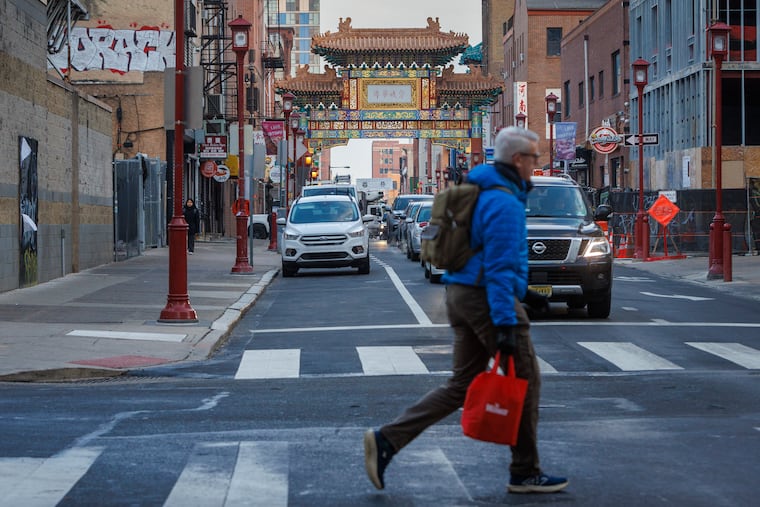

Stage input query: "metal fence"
[{"left": 113, "top": 156, "right": 166, "bottom": 260}]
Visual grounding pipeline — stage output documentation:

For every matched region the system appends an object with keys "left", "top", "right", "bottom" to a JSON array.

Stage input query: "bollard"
[
  {"left": 723, "top": 224, "right": 732, "bottom": 282},
  {"left": 267, "top": 211, "right": 278, "bottom": 251}
]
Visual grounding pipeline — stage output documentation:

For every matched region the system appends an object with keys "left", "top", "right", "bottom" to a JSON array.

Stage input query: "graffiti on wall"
[
  {"left": 19, "top": 137, "right": 38, "bottom": 288},
  {"left": 48, "top": 25, "right": 175, "bottom": 74}
]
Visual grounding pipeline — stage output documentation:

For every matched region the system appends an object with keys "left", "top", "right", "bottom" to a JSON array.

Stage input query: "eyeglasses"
[{"left": 519, "top": 152, "right": 540, "bottom": 159}]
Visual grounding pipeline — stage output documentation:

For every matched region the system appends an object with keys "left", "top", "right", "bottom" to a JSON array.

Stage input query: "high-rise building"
[{"left": 265, "top": 0, "right": 321, "bottom": 77}]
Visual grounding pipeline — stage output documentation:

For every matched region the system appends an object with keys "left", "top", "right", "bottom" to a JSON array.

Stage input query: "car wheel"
[
  {"left": 430, "top": 272, "right": 442, "bottom": 284},
  {"left": 411, "top": 251, "right": 420, "bottom": 262},
  {"left": 281, "top": 262, "right": 298, "bottom": 277},
  {"left": 358, "top": 255, "right": 370, "bottom": 274},
  {"left": 587, "top": 293, "right": 611, "bottom": 318},
  {"left": 567, "top": 299, "right": 586, "bottom": 310},
  {"left": 251, "top": 224, "right": 268, "bottom": 239},
  {"left": 424, "top": 264, "right": 431, "bottom": 279}
]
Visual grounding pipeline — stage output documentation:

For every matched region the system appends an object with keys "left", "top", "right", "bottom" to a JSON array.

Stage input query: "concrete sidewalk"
[
  {"left": 617, "top": 253, "right": 760, "bottom": 303},
  {"left": 0, "top": 239, "right": 281, "bottom": 381},
  {"left": 0, "top": 240, "right": 756, "bottom": 382}
]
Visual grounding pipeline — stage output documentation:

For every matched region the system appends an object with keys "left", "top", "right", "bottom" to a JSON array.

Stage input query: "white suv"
[{"left": 277, "top": 195, "right": 373, "bottom": 277}]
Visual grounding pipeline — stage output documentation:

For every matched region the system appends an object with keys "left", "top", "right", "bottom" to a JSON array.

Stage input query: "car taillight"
[{"left": 418, "top": 221, "right": 428, "bottom": 228}]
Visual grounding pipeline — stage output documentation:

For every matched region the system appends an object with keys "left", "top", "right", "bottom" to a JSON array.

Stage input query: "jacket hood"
[{"left": 466, "top": 163, "right": 528, "bottom": 195}]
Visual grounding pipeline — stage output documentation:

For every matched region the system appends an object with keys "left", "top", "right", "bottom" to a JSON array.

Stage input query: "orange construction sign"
[{"left": 648, "top": 194, "right": 680, "bottom": 226}]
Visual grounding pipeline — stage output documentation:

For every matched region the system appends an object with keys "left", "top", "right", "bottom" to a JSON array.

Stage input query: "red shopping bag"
[{"left": 461, "top": 351, "right": 528, "bottom": 445}]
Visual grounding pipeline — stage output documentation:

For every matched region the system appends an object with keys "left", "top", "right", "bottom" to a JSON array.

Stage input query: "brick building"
[
  {"left": 561, "top": 0, "right": 631, "bottom": 188},
  {"left": 1, "top": 0, "right": 113, "bottom": 292},
  {"left": 501, "top": 0, "right": 607, "bottom": 172}
]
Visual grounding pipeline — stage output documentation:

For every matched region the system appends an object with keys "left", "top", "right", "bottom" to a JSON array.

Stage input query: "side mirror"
[
  {"left": 594, "top": 204, "right": 612, "bottom": 221},
  {"left": 276, "top": 217, "right": 286, "bottom": 226}
]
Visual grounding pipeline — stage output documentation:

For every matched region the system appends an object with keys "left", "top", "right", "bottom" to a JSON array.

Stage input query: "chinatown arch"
[{"left": 275, "top": 17, "right": 503, "bottom": 193}]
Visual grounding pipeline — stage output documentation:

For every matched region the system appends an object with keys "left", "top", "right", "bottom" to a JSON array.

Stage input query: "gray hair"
[{"left": 493, "top": 126, "right": 540, "bottom": 163}]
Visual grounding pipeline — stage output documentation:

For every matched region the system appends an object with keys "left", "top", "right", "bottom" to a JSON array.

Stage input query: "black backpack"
[{"left": 420, "top": 184, "right": 511, "bottom": 272}]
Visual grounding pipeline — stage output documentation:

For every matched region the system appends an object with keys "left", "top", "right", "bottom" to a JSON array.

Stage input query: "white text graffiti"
[{"left": 48, "top": 27, "right": 175, "bottom": 73}]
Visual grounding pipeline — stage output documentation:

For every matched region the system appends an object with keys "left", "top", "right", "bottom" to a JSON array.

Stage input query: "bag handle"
[{"left": 489, "top": 351, "right": 516, "bottom": 377}]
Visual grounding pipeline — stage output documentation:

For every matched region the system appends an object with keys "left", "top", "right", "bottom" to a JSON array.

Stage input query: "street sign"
[
  {"left": 589, "top": 126, "right": 622, "bottom": 154},
  {"left": 200, "top": 135, "right": 228, "bottom": 159},
  {"left": 648, "top": 194, "right": 680, "bottom": 226},
  {"left": 624, "top": 133, "right": 659, "bottom": 146}
]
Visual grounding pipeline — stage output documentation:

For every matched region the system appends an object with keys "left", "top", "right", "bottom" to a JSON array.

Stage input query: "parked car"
[
  {"left": 398, "top": 201, "right": 426, "bottom": 252},
  {"left": 423, "top": 259, "right": 445, "bottom": 284},
  {"left": 406, "top": 202, "right": 432, "bottom": 261},
  {"left": 525, "top": 176, "right": 613, "bottom": 317},
  {"left": 387, "top": 194, "right": 434, "bottom": 246},
  {"left": 276, "top": 195, "right": 374, "bottom": 277}
]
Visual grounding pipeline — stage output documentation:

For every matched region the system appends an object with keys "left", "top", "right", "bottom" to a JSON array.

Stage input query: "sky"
[{"left": 318, "top": 0, "right": 482, "bottom": 180}]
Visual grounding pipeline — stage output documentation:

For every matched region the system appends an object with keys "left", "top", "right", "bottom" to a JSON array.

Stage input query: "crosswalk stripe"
[
  {"left": 393, "top": 447, "right": 471, "bottom": 501},
  {"left": 235, "top": 349, "right": 301, "bottom": 379},
  {"left": 0, "top": 447, "right": 103, "bottom": 506},
  {"left": 227, "top": 442, "right": 289, "bottom": 507},
  {"left": 578, "top": 342, "right": 683, "bottom": 371},
  {"left": 357, "top": 346, "right": 430, "bottom": 375},
  {"left": 537, "top": 356, "right": 558, "bottom": 373},
  {"left": 164, "top": 442, "right": 289, "bottom": 507},
  {"left": 685, "top": 342, "right": 760, "bottom": 369}
]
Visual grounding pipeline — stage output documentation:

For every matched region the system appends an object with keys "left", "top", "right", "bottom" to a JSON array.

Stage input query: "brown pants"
[{"left": 380, "top": 283, "right": 542, "bottom": 477}]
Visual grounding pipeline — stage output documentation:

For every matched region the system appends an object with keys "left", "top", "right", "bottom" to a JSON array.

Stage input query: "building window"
[
  {"left": 578, "top": 82, "right": 585, "bottom": 108},
  {"left": 611, "top": 51, "right": 621, "bottom": 96},
  {"left": 589, "top": 76, "right": 595, "bottom": 102},
  {"left": 563, "top": 81, "right": 571, "bottom": 116},
  {"left": 598, "top": 71, "right": 604, "bottom": 98},
  {"left": 547, "top": 28, "right": 562, "bottom": 56},
  {"left": 286, "top": 0, "right": 297, "bottom": 11},
  {"left": 309, "top": 0, "right": 320, "bottom": 10}
]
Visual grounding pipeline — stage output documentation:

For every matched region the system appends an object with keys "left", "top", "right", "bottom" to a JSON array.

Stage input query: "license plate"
[{"left": 528, "top": 285, "right": 552, "bottom": 297}]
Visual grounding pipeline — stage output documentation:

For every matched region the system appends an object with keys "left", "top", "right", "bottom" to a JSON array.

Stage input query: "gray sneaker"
[{"left": 508, "top": 473, "right": 569, "bottom": 493}]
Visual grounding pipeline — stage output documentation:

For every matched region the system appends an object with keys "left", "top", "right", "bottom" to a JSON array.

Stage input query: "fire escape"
[{"left": 200, "top": 0, "right": 236, "bottom": 133}]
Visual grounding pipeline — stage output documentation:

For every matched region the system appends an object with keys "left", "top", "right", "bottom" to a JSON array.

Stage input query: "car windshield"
[
  {"left": 302, "top": 186, "right": 356, "bottom": 198},
  {"left": 526, "top": 186, "right": 590, "bottom": 218},
  {"left": 393, "top": 195, "right": 432, "bottom": 211},
  {"left": 416, "top": 206, "right": 432, "bottom": 222},
  {"left": 290, "top": 201, "right": 359, "bottom": 223}
]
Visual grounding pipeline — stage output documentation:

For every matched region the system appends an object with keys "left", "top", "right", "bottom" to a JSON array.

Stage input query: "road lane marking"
[
  {"left": 578, "top": 342, "right": 683, "bottom": 371},
  {"left": 537, "top": 356, "right": 558, "bottom": 373},
  {"left": 357, "top": 346, "right": 430, "bottom": 375},
  {"left": 67, "top": 330, "right": 187, "bottom": 342},
  {"left": 640, "top": 291, "right": 715, "bottom": 301},
  {"left": 372, "top": 256, "right": 433, "bottom": 326},
  {"left": 235, "top": 349, "right": 300, "bottom": 379},
  {"left": 685, "top": 342, "right": 760, "bottom": 369},
  {"left": 0, "top": 447, "right": 103, "bottom": 506},
  {"left": 252, "top": 321, "right": 760, "bottom": 333}
]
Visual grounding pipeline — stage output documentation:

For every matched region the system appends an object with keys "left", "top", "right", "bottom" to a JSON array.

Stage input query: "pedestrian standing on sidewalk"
[
  {"left": 183, "top": 198, "right": 200, "bottom": 254},
  {"left": 364, "top": 126, "right": 568, "bottom": 494}
]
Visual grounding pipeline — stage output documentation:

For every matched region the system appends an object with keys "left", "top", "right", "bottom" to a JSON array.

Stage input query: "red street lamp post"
[
  {"left": 632, "top": 58, "right": 650, "bottom": 260},
  {"left": 287, "top": 111, "right": 301, "bottom": 211},
  {"left": 160, "top": 0, "right": 197, "bottom": 322},
  {"left": 545, "top": 93, "right": 558, "bottom": 174},
  {"left": 515, "top": 111, "right": 526, "bottom": 129},
  {"left": 707, "top": 21, "right": 732, "bottom": 281},
  {"left": 270, "top": 92, "right": 295, "bottom": 251},
  {"left": 229, "top": 15, "right": 253, "bottom": 274}
]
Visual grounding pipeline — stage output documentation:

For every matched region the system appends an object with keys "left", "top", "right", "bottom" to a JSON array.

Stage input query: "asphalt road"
[{"left": 1, "top": 239, "right": 759, "bottom": 506}]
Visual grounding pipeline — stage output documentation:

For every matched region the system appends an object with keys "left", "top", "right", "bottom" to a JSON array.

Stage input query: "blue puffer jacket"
[{"left": 442, "top": 162, "right": 530, "bottom": 327}]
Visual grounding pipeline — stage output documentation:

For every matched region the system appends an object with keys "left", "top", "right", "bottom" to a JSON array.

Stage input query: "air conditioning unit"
[
  {"left": 519, "top": 53, "right": 524, "bottom": 62},
  {"left": 206, "top": 94, "right": 224, "bottom": 117},
  {"left": 184, "top": 1, "right": 197, "bottom": 37},
  {"left": 511, "top": 61, "right": 516, "bottom": 68}
]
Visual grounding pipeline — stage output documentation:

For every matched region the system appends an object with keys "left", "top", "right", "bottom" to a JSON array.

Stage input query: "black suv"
[{"left": 526, "top": 176, "right": 612, "bottom": 318}]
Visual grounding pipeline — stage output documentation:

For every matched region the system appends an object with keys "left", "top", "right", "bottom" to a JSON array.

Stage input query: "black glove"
[
  {"left": 523, "top": 289, "right": 550, "bottom": 314},
  {"left": 496, "top": 326, "right": 517, "bottom": 356}
]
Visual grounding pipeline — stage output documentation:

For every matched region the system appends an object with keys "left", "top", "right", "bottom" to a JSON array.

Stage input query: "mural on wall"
[
  {"left": 19, "top": 137, "right": 39, "bottom": 288},
  {"left": 48, "top": 25, "right": 175, "bottom": 74}
]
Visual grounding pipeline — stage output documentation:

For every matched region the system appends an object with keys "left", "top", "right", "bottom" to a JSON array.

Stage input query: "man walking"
[{"left": 364, "top": 127, "right": 568, "bottom": 494}]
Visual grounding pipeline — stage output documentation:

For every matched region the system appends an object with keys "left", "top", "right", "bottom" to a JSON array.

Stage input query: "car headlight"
[
  {"left": 583, "top": 237, "right": 611, "bottom": 257},
  {"left": 283, "top": 231, "right": 300, "bottom": 240},
  {"left": 347, "top": 228, "right": 365, "bottom": 238}
]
